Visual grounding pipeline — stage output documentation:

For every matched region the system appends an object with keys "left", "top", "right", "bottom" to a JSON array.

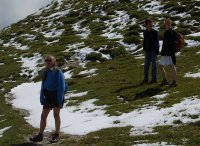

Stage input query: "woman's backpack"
[{"left": 176, "top": 32, "right": 184, "bottom": 52}]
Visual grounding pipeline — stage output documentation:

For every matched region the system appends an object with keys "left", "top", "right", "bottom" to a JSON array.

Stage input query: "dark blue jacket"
[
  {"left": 143, "top": 29, "right": 159, "bottom": 54},
  {"left": 40, "top": 68, "right": 67, "bottom": 105},
  {"left": 161, "top": 28, "right": 178, "bottom": 56}
]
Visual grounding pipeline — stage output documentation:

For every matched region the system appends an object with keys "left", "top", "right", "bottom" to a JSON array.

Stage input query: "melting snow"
[
  {"left": 43, "top": 28, "right": 64, "bottom": 38},
  {"left": 78, "top": 68, "right": 98, "bottom": 77},
  {"left": 64, "top": 70, "right": 73, "bottom": 79},
  {"left": 139, "top": 1, "right": 164, "bottom": 15},
  {"left": 119, "top": 41, "right": 137, "bottom": 52},
  {"left": 10, "top": 81, "right": 200, "bottom": 135},
  {"left": 3, "top": 38, "right": 29, "bottom": 50},
  {"left": 133, "top": 142, "right": 178, "bottom": 146},
  {"left": 20, "top": 53, "right": 42, "bottom": 79},
  {"left": 79, "top": 69, "right": 97, "bottom": 75},
  {"left": 21, "top": 34, "right": 36, "bottom": 41},
  {"left": 152, "top": 93, "right": 169, "bottom": 99},
  {"left": 44, "top": 10, "right": 70, "bottom": 20},
  {"left": 185, "top": 40, "right": 200, "bottom": 47},
  {"left": 67, "top": 91, "right": 88, "bottom": 98},
  {"left": 74, "top": 47, "right": 93, "bottom": 62},
  {"left": 65, "top": 42, "right": 85, "bottom": 52},
  {"left": 184, "top": 72, "right": 200, "bottom": 78},
  {"left": 72, "top": 21, "right": 91, "bottom": 39},
  {"left": 101, "top": 32, "right": 123, "bottom": 39},
  {"left": 45, "top": 39, "right": 59, "bottom": 45},
  {"left": 0, "top": 126, "right": 11, "bottom": 138},
  {"left": 188, "top": 32, "right": 200, "bottom": 37}
]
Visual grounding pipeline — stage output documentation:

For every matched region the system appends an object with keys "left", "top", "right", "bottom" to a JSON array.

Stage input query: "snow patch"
[
  {"left": 139, "top": 1, "right": 164, "bottom": 15},
  {"left": 72, "top": 21, "right": 91, "bottom": 39},
  {"left": 78, "top": 68, "right": 98, "bottom": 78},
  {"left": 42, "top": 28, "right": 64, "bottom": 38},
  {"left": 0, "top": 126, "right": 11, "bottom": 138},
  {"left": 133, "top": 142, "right": 178, "bottom": 146},
  {"left": 101, "top": 32, "right": 123, "bottom": 39},
  {"left": 20, "top": 53, "right": 42, "bottom": 79},
  {"left": 188, "top": 32, "right": 200, "bottom": 37},
  {"left": 66, "top": 91, "right": 88, "bottom": 99},
  {"left": 44, "top": 9, "right": 70, "bottom": 20},
  {"left": 152, "top": 93, "right": 169, "bottom": 100},
  {"left": 64, "top": 70, "right": 73, "bottom": 79},
  {"left": 10, "top": 82, "right": 200, "bottom": 136},
  {"left": 21, "top": 34, "right": 36, "bottom": 41},
  {"left": 184, "top": 72, "right": 200, "bottom": 78},
  {"left": 185, "top": 40, "right": 200, "bottom": 47},
  {"left": 119, "top": 41, "right": 137, "bottom": 52},
  {"left": 45, "top": 39, "right": 59, "bottom": 45},
  {"left": 3, "top": 38, "right": 29, "bottom": 50}
]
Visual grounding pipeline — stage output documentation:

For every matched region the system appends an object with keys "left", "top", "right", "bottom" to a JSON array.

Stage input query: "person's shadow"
[
  {"left": 11, "top": 143, "right": 42, "bottom": 146},
  {"left": 135, "top": 86, "right": 163, "bottom": 99},
  {"left": 114, "top": 82, "right": 143, "bottom": 93}
]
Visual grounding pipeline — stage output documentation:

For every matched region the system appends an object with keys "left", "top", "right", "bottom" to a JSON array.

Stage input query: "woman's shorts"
[{"left": 43, "top": 89, "right": 63, "bottom": 109}]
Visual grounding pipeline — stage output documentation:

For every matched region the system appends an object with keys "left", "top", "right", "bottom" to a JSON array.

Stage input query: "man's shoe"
[
  {"left": 160, "top": 78, "right": 169, "bottom": 86},
  {"left": 140, "top": 79, "right": 148, "bottom": 85},
  {"left": 50, "top": 133, "right": 60, "bottom": 143},
  {"left": 148, "top": 79, "right": 157, "bottom": 84},
  {"left": 29, "top": 133, "right": 43, "bottom": 142}
]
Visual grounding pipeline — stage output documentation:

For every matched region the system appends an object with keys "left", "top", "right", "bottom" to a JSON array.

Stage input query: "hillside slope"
[{"left": 1, "top": 0, "right": 200, "bottom": 145}]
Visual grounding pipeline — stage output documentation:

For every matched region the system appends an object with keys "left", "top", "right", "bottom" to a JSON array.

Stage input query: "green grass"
[{"left": 1, "top": 0, "right": 200, "bottom": 145}]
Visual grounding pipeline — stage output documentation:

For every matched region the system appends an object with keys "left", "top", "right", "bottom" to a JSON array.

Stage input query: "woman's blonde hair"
[{"left": 45, "top": 55, "right": 57, "bottom": 68}]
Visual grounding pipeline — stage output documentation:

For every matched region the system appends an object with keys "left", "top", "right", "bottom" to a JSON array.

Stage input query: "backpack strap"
[
  {"left": 42, "top": 68, "right": 48, "bottom": 81},
  {"left": 42, "top": 68, "right": 60, "bottom": 81}
]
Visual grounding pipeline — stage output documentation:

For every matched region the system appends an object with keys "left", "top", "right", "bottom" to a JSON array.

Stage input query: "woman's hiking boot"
[
  {"left": 50, "top": 133, "right": 60, "bottom": 143},
  {"left": 29, "top": 133, "right": 43, "bottom": 142},
  {"left": 160, "top": 78, "right": 168, "bottom": 86},
  {"left": 169, "top": 80, "right": 177, "bottom": 88}
]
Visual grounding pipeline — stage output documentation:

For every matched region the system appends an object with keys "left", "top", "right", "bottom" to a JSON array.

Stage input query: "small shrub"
[
  {"left": 123, "top": 35, "right": 141, "bottom": 45},
  {"left": 163, "top": 2, "right": 178, "bottom": 9},
  {"left": 129, "top": 10, "right": 149, "bottom": 20},
  {"left": 190, "top": 11, "right": 200, "bottom": 17},
  {"left": 124, "top": 30, "right": 140, "bottom": 36},
  {"left": 110, "top": 47, "right": 127, "bottom": 58},
  {"left": 107, "top": 9, "right": 115, "bottom": 15},
  {"left": 169, "top": 6, "right": 188, "bottom": 13},
  {"left": 35, "top": 34, "right": 45, "bottom": 40},
  {"left": 113, "top": 23, "right": 121, "bottom": 28},
  {"left": 99, "top": 15, "right": 111, "bottom": 21},
  {"left": 16, "top": 30, "right": 25, "bottom": 35},
  {"left": 195, "top": 1, "right": 200, "bottom": 6},
  {"left": 189, "top": 114, "right": 199, "bottom": 119},
  {"left": 63, "top": 17, "right": 78, "bottom": 24},
  {"left": 129, "top": 24, "right": 142, "bottom": 32},
  {"left": 176, "top": 27, "right": 191, "bottom": 35},
  {"left": 119, "top": 0, "right": 131, "bottom": 3},
  {"left": 89, "top": 22, "right": 107, "bottom": 33},
  {"left": 113, "top": 120, "right": 120, "bottom": 124},
  {"left": 173, "top": 120, "right": 182, "bottom": 124},
  {"left": 86, "top": 52, "right": 105, "bottom": 62},
  {"left": 67, "top": 11, "right": 80, "bottom": 17}
]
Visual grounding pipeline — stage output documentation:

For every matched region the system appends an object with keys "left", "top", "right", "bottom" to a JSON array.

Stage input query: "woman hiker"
[
  {"left": 159, "top": 18, "right": 178, "bottom": 87},
  {"left": 30, "top": 55, "right": 67, "bottom": 143}
]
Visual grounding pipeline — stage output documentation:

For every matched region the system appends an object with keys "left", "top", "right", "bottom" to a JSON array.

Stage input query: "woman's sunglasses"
[{"left": 45, "top": 59, "right": 52, "bottom": 62}]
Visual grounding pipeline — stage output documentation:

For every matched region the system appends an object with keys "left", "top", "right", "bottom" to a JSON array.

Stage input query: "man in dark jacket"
[
  {"left": 141, "top": 19, "right": 159, "bottom": 84},
  {"left": 159, "top": 18, "right": 178, "bottom": 87}
]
